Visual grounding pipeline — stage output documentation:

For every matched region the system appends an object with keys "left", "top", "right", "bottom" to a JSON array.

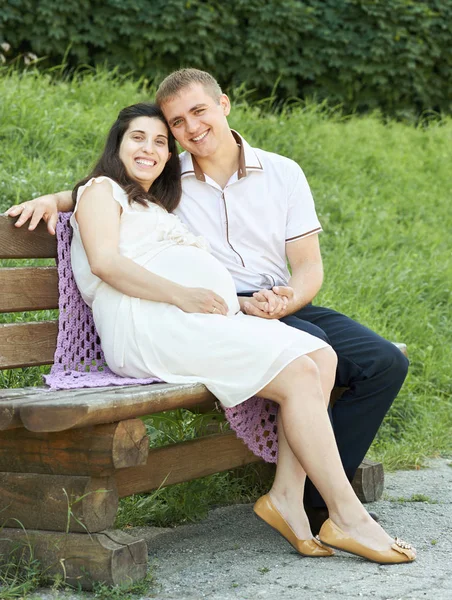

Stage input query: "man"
[{"left": 6, "top": 68, "right": 408, "bottom": 532}]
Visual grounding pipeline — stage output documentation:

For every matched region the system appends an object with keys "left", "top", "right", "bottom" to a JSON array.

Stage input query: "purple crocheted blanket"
[{"left": 44, "top": 213, "right": 279, "bottom": 463}]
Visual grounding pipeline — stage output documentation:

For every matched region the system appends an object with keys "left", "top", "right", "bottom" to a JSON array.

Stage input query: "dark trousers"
[
  {"left": 240, "top": 296, "right": 409, "bottom": 508},
  {"left": 281, "top": 304, "right": 409, "bottom": 508}
]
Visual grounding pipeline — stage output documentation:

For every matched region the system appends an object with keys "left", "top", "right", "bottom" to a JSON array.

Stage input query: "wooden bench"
[{"left": 0, "top": 214, "right": 400, "bottom": 589}]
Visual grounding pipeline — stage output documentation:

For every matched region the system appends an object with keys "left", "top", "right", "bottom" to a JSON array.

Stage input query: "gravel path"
[{"left": 26, "top": 458, "right": 452, "bottom": 600}]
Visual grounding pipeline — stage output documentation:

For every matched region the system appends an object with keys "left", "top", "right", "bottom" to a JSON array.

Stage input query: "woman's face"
[{"left": 119, "top": 116, "right": 171, "bottom": 191}]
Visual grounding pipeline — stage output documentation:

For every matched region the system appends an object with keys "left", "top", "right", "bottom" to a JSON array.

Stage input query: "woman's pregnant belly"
[
  {"left": 143, "top": 245, "right": 240, "bottom": 315},
  {"left": 92, "top": 244, "right": 240, "bottom": 374}
]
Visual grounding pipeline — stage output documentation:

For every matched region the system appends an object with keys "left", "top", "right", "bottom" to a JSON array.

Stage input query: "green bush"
[{"left": 1, "top": 0, "right": 451, "bottom": 117}]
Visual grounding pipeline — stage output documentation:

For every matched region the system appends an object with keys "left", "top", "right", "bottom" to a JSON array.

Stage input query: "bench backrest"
[{"left": 0, "top": 215, "right": 58, "bottom": 370}]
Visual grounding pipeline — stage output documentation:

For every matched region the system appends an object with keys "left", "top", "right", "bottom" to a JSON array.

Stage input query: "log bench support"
[
  {"left": 0, "top": 216, "right": 404, "bottom": 589},
  {"left": 0, "top": 472, "right": 119, "bottom": 533},
  {"left": 0, "top": 529, "right": 147, "bottom": 590}
]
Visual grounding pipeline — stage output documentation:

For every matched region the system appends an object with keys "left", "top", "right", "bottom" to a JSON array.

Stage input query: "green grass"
[
  {"left": 1, "top": 67, "right": 451, "bottom": 461},
  {"left": 386, "top": 493, "right": 439, "bottom": 504},
  {"left": 0, "top": 536, "right": 45, "bottom": 599},
  {"left": 0, "top": 68, "right": 451, "bottom": 593}
]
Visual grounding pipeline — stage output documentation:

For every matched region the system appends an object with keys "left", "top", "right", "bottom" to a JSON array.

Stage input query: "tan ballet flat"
[
  {"left": 253, "top": 494, "right": 334, "bottom": 557},
  {"left": 318, "top": 518, "right": 416, "bottom": 564}
]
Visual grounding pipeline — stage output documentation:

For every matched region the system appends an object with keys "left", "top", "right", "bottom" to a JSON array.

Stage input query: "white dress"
[{"left": 70, "top": 177, "right": 329, "bottom": 408}]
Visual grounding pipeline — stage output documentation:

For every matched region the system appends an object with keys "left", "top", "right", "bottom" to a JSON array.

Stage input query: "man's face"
[{"left": 161, "top": 83, "right": 231, "bottom": 158}]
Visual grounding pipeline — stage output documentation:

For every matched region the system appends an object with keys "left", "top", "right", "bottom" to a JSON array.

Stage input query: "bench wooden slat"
[
  {"left": 0, "top": 386, "right": 51, "bottom": 400},
  {"left": 0, "top": 267, "right": 59, "bottom": 313},
  {"left": 116, "top": 434, "right": 384, "bottom": 504},
  {"left": 115, "top": 431, "right": 260, "bottom": 497},
  {"left": 0, "top": 321, "right": 57, "bottom": 369},
  {"left": 0, "top": 388, "right": 55, "bottom": 430},
  {"left": 0, "top": 215, "right": 57, "bottom": 259},
  {"left": 17, "top": 382, "right": 215, "bottom": 432},
  {"left": 0, "top": 383, "right": 212, "bottom": 431}
]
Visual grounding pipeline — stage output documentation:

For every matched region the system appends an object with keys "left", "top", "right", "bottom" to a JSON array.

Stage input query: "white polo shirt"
[{"left": 174, "top": 131, "right": 322, "bottom": 293}]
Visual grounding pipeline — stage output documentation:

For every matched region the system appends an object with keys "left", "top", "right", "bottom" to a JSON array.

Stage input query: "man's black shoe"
[{"left": 306, "top": 506, "right": 379, "bottom": 536}]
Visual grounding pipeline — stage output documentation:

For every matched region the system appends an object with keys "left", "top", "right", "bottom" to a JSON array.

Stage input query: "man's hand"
[
  {"left": 240, "top": 288, "right": 290, "bottom": 319},
  {"left": 5, "top": 194, "right": 60, "bottom": 235},
  {"left": 272, "top": 286, "right": 297, "bottom": 314}
]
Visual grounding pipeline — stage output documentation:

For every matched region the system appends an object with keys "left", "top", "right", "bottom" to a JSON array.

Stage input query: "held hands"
[
  {"left": 242, "top": 287, "right": 295, "bottom": 319},
  {"left": 5, "top": 194, "right": 59, "bottom": 235},
  {"left": 175, "top": 287, "right": 229, "bottom": 316}
]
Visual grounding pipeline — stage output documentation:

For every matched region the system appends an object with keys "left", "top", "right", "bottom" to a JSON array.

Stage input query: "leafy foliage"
[{"left": 1, "top": 0, "right": 452, "bottom": 116}]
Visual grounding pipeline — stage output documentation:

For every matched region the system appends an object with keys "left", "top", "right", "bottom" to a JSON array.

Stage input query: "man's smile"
[{"left": 191, "top": 130, "right": 209, "bottom": 143}]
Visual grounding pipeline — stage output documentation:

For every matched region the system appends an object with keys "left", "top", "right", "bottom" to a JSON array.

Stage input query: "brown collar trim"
[
  {"left": 191, "top": 156, "right": 206, "bottom": 182},
  {"left": 231, "top": 131, "right": 246, "bottom": 179},
  {"left": 185, "top": 131, "right": 263, "bottom": 182},
  {"left": 246, "top": 157, "right": 263, "bottom": 171}
]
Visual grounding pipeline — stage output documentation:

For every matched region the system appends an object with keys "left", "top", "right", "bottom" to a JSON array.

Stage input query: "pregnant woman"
[{"left": 69, "top": 102, "right": 415, "bottom": 564}]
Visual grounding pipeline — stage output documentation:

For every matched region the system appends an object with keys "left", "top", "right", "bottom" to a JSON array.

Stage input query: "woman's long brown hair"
[{"left": 73, "top": 103, "right": 181, "bottom": 212}]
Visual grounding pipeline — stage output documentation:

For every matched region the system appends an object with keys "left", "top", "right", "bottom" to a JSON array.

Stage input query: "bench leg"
[
  {"left": 0, "top": 528, "right": 147, "bottom": 590},
  {"left": 351, "top": 458, "right": 384, "bottom": 503}
]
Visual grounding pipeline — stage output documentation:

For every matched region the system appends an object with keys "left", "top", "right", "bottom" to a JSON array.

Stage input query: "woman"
[{"left": 70, "top": 102, "right": 415, "bottom": 563}]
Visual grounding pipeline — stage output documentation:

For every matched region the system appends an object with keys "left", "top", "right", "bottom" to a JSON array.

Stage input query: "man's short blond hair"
[{"left": 156, "top": 68, "right": 223, "bottom": 106}]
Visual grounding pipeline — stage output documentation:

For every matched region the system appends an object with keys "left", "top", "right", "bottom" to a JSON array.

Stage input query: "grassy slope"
[{"left": 1, "top": 69, "right": 451, "bottom": 475}]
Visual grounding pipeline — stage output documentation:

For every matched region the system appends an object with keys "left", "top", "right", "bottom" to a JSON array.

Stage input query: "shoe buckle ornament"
[
  {"left": 391, "top": 537, "right": 415, "bottom": 560},
  {"left": 394, "top": 538, "right": 412, "bottom": 549}
]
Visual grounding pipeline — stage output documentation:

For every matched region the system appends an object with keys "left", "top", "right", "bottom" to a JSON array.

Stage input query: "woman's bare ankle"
[
  {"left": 329, "top": 512, "right": 366, "bottom": 532},
  {"left": 327, "top": 503, "right": 370, "bottom": 530},
  {"left": 268, "top": 489, "right": 313, "bottom": 540}
]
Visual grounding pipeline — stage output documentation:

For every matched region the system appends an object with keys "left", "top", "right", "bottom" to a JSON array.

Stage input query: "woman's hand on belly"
[{"left": 173, "top": 287, "right": 229, "bottom": 316}]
